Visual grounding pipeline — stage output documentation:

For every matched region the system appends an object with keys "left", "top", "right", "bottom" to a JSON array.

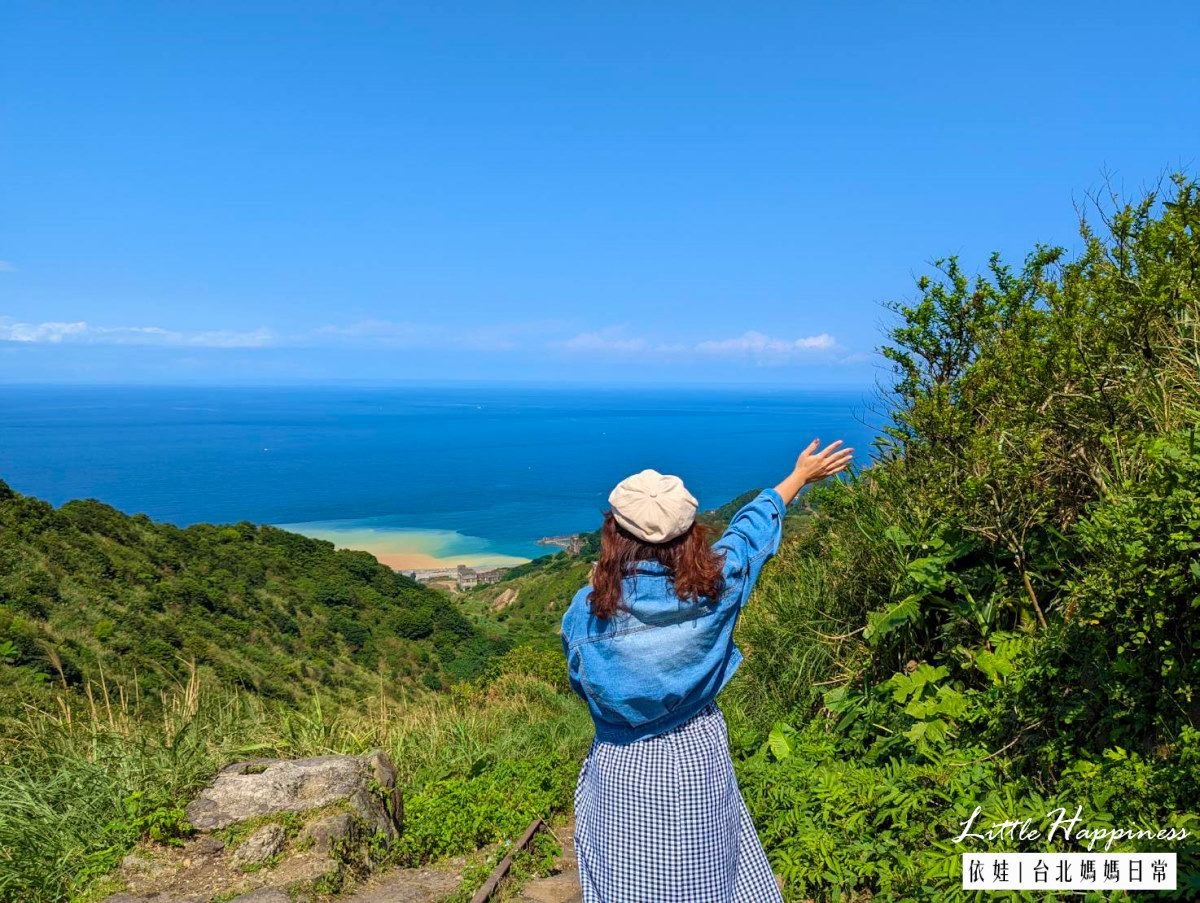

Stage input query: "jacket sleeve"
[
  {"left": 713, "top": 488, "right": 786, "bottom": 604},
  {"left": 561, "top": 595, "right": 589, "bottom": 702}
]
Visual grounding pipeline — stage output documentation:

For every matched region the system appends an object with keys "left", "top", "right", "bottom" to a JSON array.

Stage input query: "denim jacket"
[{"left": 560, "top": 488, "right": 786, "bottom": 744}]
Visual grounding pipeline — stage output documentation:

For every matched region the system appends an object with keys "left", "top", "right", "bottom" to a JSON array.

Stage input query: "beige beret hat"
[{"left": 608, "top": 468, "right": 699, "bottom": 543}]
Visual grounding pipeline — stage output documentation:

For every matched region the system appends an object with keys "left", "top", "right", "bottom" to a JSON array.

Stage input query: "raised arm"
[
  {"left": 773, "top": 438, "right": 854, "bottom": 505},
  {"left": 715, "top": 439, "right": 854, "bottom": 597}
]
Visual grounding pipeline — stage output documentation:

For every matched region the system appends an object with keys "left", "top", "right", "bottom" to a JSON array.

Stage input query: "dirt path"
[
  {"left": 339, "top": 818, "right": 580, "bottom": 903},
  {"left": 513, "top": 817, "right": 581, "bottom": 903},
  {"left": 341, "top": 864, "right": 463, "bottom": 902}
]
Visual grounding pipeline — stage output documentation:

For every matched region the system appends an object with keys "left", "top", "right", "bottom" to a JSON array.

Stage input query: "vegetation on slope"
[
  {"left": 0, "top": 659, "right": 590, "bottom": 902},
  {"left": 724, "top": 175, "right": 1200, "bottom": 899},
  {"left": 0, "top": 484, "right": 598, "bottom": 901},
  {"left": 0, "top": 485, "right": 507, "bottom": 711},
  {"left": 458, "top": 555, "right": 592, "bottom": 650}
]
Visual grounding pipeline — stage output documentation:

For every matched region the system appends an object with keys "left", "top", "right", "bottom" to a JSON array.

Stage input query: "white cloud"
[
  {"left": 0, "top": 317, "right": 274, "bottom": 348},
  {"left": 313, "top": 320, "right": 441, "bottom": 347},
  {"left": 562, "top": 328, "right": 650, "bottom": 354},
  {"left": 0, "top": 261, "right": 15, "bottom": 272},
  {"left": 0, "top": 312, "right": 851, "bottom": 368},
  {"left": 0, "top": 313, "right": 552, "bottom": 353},
  {"left": 184, "top": 328, "right": 275, "bottom": 348},
  {"left": 556, "top": 327, "right": 841, "bottom": 364},
  {"left": 314, "top": 318, "right": 562, "bottom": 352},
  {"left": 694, "top": 330, "right": 836, "bottom": 356},
  {"left": 0, "top": 320, "right": 89, "bottom": 343}
]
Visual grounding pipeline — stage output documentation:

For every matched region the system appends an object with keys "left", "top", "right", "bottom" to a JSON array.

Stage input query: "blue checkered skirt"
[{"left": 573, "top": 701, "right": 783, "bottom": 903}]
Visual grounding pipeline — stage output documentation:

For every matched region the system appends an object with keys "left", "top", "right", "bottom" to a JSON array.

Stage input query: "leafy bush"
[
  {"left": 728, "top": 175, "right": 1200, "bottom": 900},
  {"left": 396, "top": 757, "right": 574, "bottom": 865}
]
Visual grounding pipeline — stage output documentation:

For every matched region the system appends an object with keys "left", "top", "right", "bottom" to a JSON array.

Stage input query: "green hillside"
[
  {"left": 0, "top": 482, "right": 507, "bottom": 710},
  {"left": 459, "top": 554, "right": 592, "bottom": 649}
]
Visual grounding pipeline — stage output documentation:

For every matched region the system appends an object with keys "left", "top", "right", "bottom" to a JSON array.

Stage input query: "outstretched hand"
[
  {"left": 773, "top": 438, "right": 854, "bottom": 506},
  {"left": 794, "top": 438, "right": 854, "bottom": 486}
]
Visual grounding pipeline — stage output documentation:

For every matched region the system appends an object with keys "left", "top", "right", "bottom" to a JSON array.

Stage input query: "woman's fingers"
[
  {"left": 822, "top": 448, "right": 854, "bottom": 475},
  {"left": 796, "top": 438, "right": 821, "bottom": 470},
  {"left": 798, "top": 439, "right": 854, "bottom": 480}
]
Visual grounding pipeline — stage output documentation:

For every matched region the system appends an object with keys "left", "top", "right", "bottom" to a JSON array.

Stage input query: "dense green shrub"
[
  {"left": 729, "top": 175, "right": 1200, "bottom": 900},
  {"left": 396, "top": 757, "right": 575, "bottom": 865}
]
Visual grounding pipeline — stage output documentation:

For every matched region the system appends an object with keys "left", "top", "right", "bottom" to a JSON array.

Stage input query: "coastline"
[
  {"left": 372, "top": 551, "right": 531, "bottom": 570},
  {"left": 276, "top": 519, "right": 534, "bottom": 571}
]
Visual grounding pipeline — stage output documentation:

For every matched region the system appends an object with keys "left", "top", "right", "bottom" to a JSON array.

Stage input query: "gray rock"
[
  {"left": 281, "top": 851, "right": 342, "bottom": 884},
  {"left": 232, "top": 822, "right": 287, "bottom": 867},
  {"left": 185, "top": 749, "right": 401, "bottom": 840},
  {"left": 190, "top": 835, "right": 225, "bottom": 857},
  {"left": 297, "top": 811, "right": 356, "bottom": 855}
]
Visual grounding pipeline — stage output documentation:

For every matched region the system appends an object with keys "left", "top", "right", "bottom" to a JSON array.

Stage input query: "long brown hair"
[{"left": 587, "top": 512, "right": 726, "bottom": 619}]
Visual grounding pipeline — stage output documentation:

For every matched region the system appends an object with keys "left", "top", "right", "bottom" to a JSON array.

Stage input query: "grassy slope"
[
  {"left": 0, "top": 668, "right": 593, "bottom": 903},
  {"left": 0, "top": 476, "right": 594, "bottom": 902}
]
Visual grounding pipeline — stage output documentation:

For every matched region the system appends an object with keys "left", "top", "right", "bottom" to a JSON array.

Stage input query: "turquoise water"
[
  {"left": 0, "top": 385, "right": 883, "bottom": 564},
  {"left": 272, "top": 519, "right": 534, "bottom": 569}
]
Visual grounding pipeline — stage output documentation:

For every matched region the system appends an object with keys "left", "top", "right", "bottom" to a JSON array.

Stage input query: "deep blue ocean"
[{"left": 0, "top": 385, "right": 883, "bottom": 563}]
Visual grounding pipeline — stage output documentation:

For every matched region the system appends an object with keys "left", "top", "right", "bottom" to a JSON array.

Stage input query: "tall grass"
[
  {"left": 0, "top": 664, "right": 592, "bottom": 903},
  {"left": 727, "top": 477, "right": 904, "bottom": 729}
]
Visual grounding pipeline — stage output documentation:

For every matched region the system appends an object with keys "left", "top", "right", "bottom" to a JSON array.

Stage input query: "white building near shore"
[{"left": 405, "top": 564, "right": 509, "bottom": 588}]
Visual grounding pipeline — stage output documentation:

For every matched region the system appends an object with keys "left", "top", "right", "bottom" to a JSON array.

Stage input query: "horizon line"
[{"left": 0, "top": 375, "right": 890, "bottom": 393}]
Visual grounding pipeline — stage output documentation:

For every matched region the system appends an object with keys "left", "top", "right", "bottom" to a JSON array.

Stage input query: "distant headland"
[{"left": 537, "top": 533, "right": 587, "bottom": 554}]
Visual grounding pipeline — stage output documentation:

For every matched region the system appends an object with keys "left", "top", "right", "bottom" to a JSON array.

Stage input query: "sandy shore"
[
  {"left": 277, "top": 520, "right": 532, "bottom": 572},
  {"left": 373, "top": 551, "right": 532, "bottom": 570}
]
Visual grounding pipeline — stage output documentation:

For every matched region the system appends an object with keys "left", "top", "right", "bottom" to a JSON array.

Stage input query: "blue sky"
[{"left": 2, "top": 1, "right": 1197, "bottom": 386}]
